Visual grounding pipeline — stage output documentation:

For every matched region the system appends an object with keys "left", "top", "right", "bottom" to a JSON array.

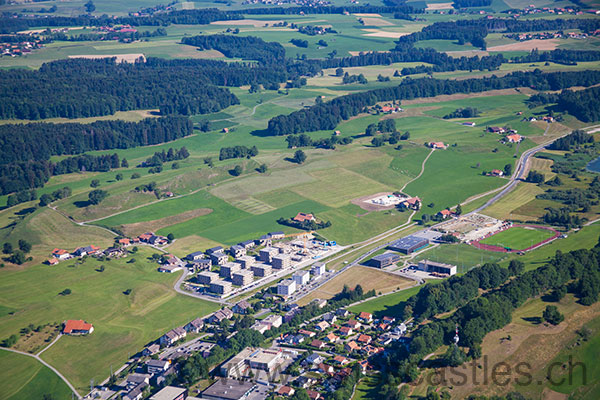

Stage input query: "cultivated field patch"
[
  {"left": 426, "top": 2, "right": 454, "bottom": 9},
  {"left": 210, "top": 19, "right": 284, "bottom": 27},
  {"left": 229, "top": 197, "right": 276, "bottom": 215},
  {"left": 297, "top": 266, "right": 414, "bottom": 305},
  {"left": 362, "top": 29, "right": 410, "bottom": 38},
  {"left": 119, "top": 208, "right": 213, "bottom": 236},
  {"left": 359, "top": 17, "right": 395, "bottom": 27},
  {"left": 488, "top": 39, "right": 561, "bottom": 52}
]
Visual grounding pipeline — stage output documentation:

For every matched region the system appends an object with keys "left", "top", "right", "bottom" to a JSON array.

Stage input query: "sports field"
[{"left": 479, "top": 226, "right": 556, "bottom": 251}]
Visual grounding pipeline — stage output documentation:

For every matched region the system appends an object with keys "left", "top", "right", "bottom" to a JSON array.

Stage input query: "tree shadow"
[
  {"left": 250, "top": 129, "right": 271, "bottom": 137},
  {"left": 73, "top": 200, "right": 90, "bottom": 208},
  {"left": 15, "top": 207, "right": 36, "bottom": 216},
  {"left": 522, "top": 316, "right": 542, "bottom": 325}
]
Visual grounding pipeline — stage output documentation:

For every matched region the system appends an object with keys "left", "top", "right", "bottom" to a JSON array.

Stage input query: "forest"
[
  {"left": 0, "top": 117, "right": 192, "bottom": 195},
  {"left": 266, "top": 69, "right": 600, "bottom": 135}
]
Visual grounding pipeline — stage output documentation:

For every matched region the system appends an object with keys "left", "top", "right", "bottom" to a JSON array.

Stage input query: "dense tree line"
[
  {"left": 181, "top": 34, "right": 285, "bottom": 65},
  {"left": 0, "top": 117, "right": 191, "bottom": 195},
  {"left": 453, "top": 0, "right": 492, "bottom": 7},
  {"left": 548, "top": 130, "right": 594, "bottom": 151},
  {"left": 139, "top": 147, "right": 190, "bottom": 167},
  {"left": 53, "top": 154, "right": 120, "bottom": 175},
  {"left": 266, "top": 69, "right": 600, "bottom": 135},
  {"left": 45, "top": 27, "right": 167, "bottom": 43},
  {"left": 0, "top": 58, "right": 241, "bottom": 120},
  {"left": 286, "top": 133, "right": 353, "bottom": 149},
  {"left": 277, "top": 216, "right": 332, "bottom": 231},
  {"left": 218, "top": 145, "right": 258, "bottom": 161},
  {"left": 558, "top": 86, "right": 600, "bottom": 123},
  {"left": 511, "top": 49, "right": 600, "bottom": 65},
  {"left": 290, "top": 38, "right": 308, "bottom": 48}
]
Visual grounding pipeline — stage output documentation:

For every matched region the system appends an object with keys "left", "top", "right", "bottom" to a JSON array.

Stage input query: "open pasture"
[{"left": 0, "top": 247, "right": 219, "bottom": 394}]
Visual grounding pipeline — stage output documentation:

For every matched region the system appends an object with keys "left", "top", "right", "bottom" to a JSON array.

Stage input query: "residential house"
[
  {"left": 63, "top": 320, "right": 94, "bottom": 335},
  {"left": 345, "top": 341, "right": 361, "bottom": 352},
  {"left": 278, "top": 386, "right": 296, "bottom": 397},
  {"left": 299, "top": 329, "right": 316, "bottom": 338},
  {"left": 491, "top": 169, "right": 504, "bottom": 177},
  {"left": 263, "top": 314, "right": 283, "bottom": 329},
  {"left": 400, "top": 196, "right": 421, "bottom": 210},
  {"left": 46, "top": 258, "right": 59, "bottom": 266},
  {"left": 305, "top": 353, "right": 323, "bottom": 365},
  {"left": 322, "top": 312, "right": 337, "bottom": 324},
  {"left": 345, "top": 320, "right": 361, "bottom": 329},
  {"left": 123, "top": 383, "right": 146, "bottom": 400},
  {"left": 325, "top": 332, "right": 338, "bottom": 343},
  {"left": 318, "top": 363, "right": 334, "bottom": 374},
  {"left": 437, "top": 209, "right": 453, "bottom": 219},
  {"left": 125, "top": 373, "right": 150, "bottom": 391},
  {"left": 357, "top": 334, "right": 372, "bottom": 345},
  {"left": 104, "top": 247, "right": 125, "bottom": 258},
  {"left": 148, "top": 235, "right": 168, "bottom": 246},
  {"left": 312, "top": 299, "right": 327, "bottom": 309},
  {"left": 160, "top": 327, "right": 186, "bottom": 346},
  {"left": 358, "top": 312, "right": 373, "bottom": 323},
  {"left": 307, "top": 390, "right": 322, "bottom": 400},
  {"left": 146, "top": 359, "right": 170, "bottom": 375},
  {"left": 488, "top": 126, "right": 505, "bottom": 134},
  {"left": 506, "top": 133, "right": 523, "bottom": 143},
  {"left": 208, "top": 308, "right": 234, "bottom": 324},
  {"left": 336, "top": 309, "right": 350, "bottom": 318},
  {"left": 232, "top": 300, "right": 252, "bottom": 314},
  {"left": 293, "top": 212, "right": 315, "bottom": 223},
  {"left": 339, "top": 326, "right": 353, "bottom": 336},
  {"left": 333, "top": 355, "right": 349, "bottom": 366},
  {"left": 310, "top": 339, "right": 325, "bottom": 349},
  {"left": 315, "top": 321, "right": 330, "bottom": 331},
  {"left": 118, "top": 238, "right": 131, "bottom": 246},
  {"left": 184, "top": 318, "right": 204, "bottom": 333},
  {"left": 382, "top": 316, "right": 396, "bottom": 324},
  {"left": 142, "top": 344, "right": 160, "bottom": 356}
]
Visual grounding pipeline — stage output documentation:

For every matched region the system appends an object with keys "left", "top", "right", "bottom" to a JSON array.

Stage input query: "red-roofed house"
[
  {"left": 46, "top": 258, "right": 59, "bottom": 266},
  {"left": 358, "top": 312, "right": 373, "bottom": 323},
  {"left": 491, "top": 169, "right": 504, "bottom": 177},
  {"left": 294, "top": 212, "right": 315, "bottom": 223},
  {"left": 333, "top": 355, "right": 349, "bottom": 365},
  {"left": 358, "top": 360, "right": 370, "bottom": 373},
  {"left": 310, "top": 339, "right": 325, "bottom": 349},
  {"left": 401, "top": 197, "right": 421, "bottom": 210},
  {"left": 138, "top": 232, "right": 153, "bottom": 242},
  {"left": 63, "top": 319, "right": 94, "bottom": 335},
  {"left": 52, "top": 248, "right": 70, "bottom": 260},
  {"left": 429, "top": 142, "right": 447, "bottom": 150},
  {"left": 339, "top": 326, "right": 353, "bottom": 336},
  {"left": 299, "top": 329, "right": 316, "bottom": 337},
  {"left": 345, "top": 320, "right": 361, "bottom": 329},
  {"left": 357, "top": 334, "right": 372, "bottom": 345},
  {"left": 318, "top": 363, "right": 334, "bottom": 374},
  {"left": 345, "top": 341, "right": 361, "bottom": 352},
  {"left": 325, "top": 332, "right": 338, "bottom": 343},
  {"left": 307, "top": 390, "right": 322, "bottom": 400},
  {"left": 118, "top": 238, "right": 131, "bottom": 246},
  {"left": 438, "top": 209, "right": 453, "bottom": 219},
  {"left": 278, "top": 386, "right": 295, "bottom": 396},
  {"left": 488, "top": 126, "right": 505, "bottom": 134},
  {"left": 506, "top": 134, "right": 522, "bottom": 143}
]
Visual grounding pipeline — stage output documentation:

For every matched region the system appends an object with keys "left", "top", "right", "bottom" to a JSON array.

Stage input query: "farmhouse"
[
  {"left": 293, "top": 212, "right": 315, "bottom": 223},
  {"left": 388, "top": 236, "right": 429, "bottom": 254},
  {"left": 491, "top": 169, "right": 504, "bottom": 177},
  {"left": 52, "top": 248, "right": 70, "bottom": 260},
  {"left": 73, "top": 245, "right": 101, "bottom": 257},
  {"left": 462, "top": 122, "right": 476, "bottom": 127},
  {"left": 371, "top": 253, "right": 400, "bottom": 268},
  {"left": 437, "top": 209, "right": 453, "bottom": 219},
  {"left": 118, "top": 238, "right": 131, "bottom": 246},
  {"left": 400, "top": 196, "right": 421, "bottom": 210},
  {"left": 46, "top": 257, "right": 59, "bottom": 266},
  {"left": 488, "top": 126, "right": 505, "bottom": 133},
  {"left": 417, "top": 259, "right": 457, "bottom": 276},
  {"left": 158, "top": 264, "right": 183, "bottom": 273},
  {"left": 63, "top": 319, "right": 94, "bottom": 335},
  {"left": 429, "top": 142, "right": 447, "bottom": 150},
  {"left": 506, "top": 133, "right": 523, "bottom": 143}
]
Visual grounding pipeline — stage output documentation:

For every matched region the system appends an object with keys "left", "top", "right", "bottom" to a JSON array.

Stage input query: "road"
[{"left": 0, "top": 338, "right": 82, "bottom": 400}]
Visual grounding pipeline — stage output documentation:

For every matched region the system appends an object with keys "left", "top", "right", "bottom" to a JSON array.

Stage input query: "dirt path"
[{"left": 401, "top": 148, "right": 435, "bottom": 192}]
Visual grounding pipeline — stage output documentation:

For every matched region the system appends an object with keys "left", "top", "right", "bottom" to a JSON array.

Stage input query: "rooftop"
[{"left": 202, "top": 379, "right": 256, "bottom": 400}]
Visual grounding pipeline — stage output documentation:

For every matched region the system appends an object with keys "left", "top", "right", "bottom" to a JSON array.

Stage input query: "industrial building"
[
  {"left": 201, "top": 379, "right": 256, "bottom": 400},
  {"left": 311, "top": 262, "right": 326, "bottom": 276},
  {"left": 209, "top": 280, "right": 232, "bottom": 295},
  {"left": 417, "top": 260, "right": 457, "bottom": 276},
  {"left": 259, "top": 247, "right": 279, "bottom": 263},
  {"left": 388, "top": 236, "right": 429, "bottom": 254},
  {"left": 277, "top": 279, "right": 296, "bottom": 296},
  {"left": 251, "top": 264, "right": 272, "bottom": 277},
  {"left": 232, "top": 269, "right": 254, "bottom": 286},
  {"left": 371, "top": 253, "right": 401, "bottom": 268},
  {"left": 292, "top": 270, "right": 310, "bottom": 286},
  {"left": 196, "top": 271, "right": 219, "bottom": 285},
  {"left": 220, "top": 262, "right": 241, "bottom": 279},
  {"left": 271, "top": 254, "right": 291, "bottom": 269}
]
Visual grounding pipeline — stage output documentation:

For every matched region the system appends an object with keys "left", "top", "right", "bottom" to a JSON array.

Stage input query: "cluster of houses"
[
  {"left": 487, "top": 127, "right": 523, "bottom": 144},
  {"left": 241, "top": 0, "right": 331, "bottom": 7},
  {"left": 46, "top": 245, "right": 104, "bottom": 265},
  {"left": 1, "top": 39, "right": 42, "bottom": 58},
  {"left": 504, "top": 31, "right": 588, "bottom": 41},
  {"left": 506, "top": 6, "right": 595, "bottom": 17}
]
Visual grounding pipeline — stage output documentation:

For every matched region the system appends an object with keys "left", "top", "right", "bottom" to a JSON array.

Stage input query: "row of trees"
[
  {"left": 266, "top": 69, "right": 600, "bottom": 135},
  {"left": 285, "top": 133, "right": 353, "bottom": 150},
  {"left": 218, "top": 145, "right": 259, "bottom": 161},
  {"left": 139, "top": 147, "right": 190, "bottom": 168}
]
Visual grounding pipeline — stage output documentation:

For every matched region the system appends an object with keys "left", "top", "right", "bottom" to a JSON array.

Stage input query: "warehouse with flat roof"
[
  {"left": 201, "top": 379, "right": 256, "bottom": 400},
  {"left": 388, "top": 236, "right": 429, "bottom": 254},
  {"left": 417, "top": 260, "right": 457, "bottom": 276},
  {"left": 371, "top": 253, "right": 401, "bottom": 268}
]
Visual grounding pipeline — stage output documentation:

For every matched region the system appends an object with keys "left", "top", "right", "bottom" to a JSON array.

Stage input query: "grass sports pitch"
[{"left": 479, "top": 226, "right": 556, "bottom": 251}]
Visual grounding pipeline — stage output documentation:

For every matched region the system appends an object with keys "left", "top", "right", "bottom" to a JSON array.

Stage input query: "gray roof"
[
  {"left": 372, "top": 253, "right": 400, "bottom": 262},
  {"left": 388, "top": 235, "right": 429, "bottom": 250},
  {"left": 201, "top": 379, "right": 256, "bottom": 400}
]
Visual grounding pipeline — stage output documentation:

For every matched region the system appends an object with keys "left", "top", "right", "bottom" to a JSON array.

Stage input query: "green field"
[
  {"left": 479, "top": 226, "right": 556, "bottom": 250},
  {"left": 0, "top": 247, "right": 219, "bottom": 394},
  {"left": 0, "top": 350, "right": 72, "bottom": 400},
  {"left": 348, "top": 285, "right": 421, "bottom": 318}
]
